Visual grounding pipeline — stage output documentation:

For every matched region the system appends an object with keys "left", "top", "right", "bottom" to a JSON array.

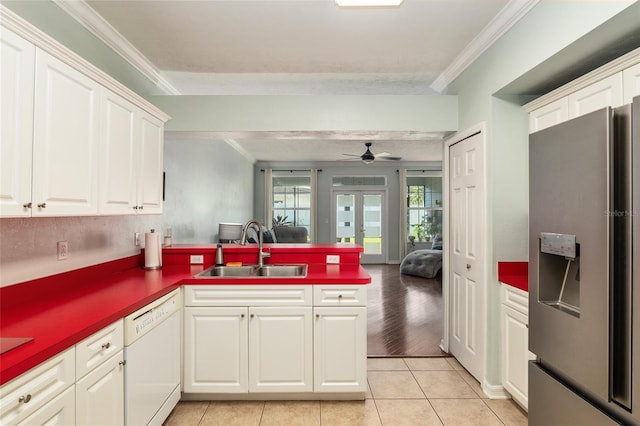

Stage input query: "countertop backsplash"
[{"left": 0, "top": 215, "right": 163, "bottom": 287}]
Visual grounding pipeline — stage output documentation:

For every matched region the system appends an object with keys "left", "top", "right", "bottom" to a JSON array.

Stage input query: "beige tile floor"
[{"left": 164, "top": 357, "right": 528, "bottom": 426}]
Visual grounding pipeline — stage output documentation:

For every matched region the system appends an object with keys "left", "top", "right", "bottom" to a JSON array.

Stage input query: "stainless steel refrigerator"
[{"left": 529, "top": 95, "right": 639, "bottom": 425}]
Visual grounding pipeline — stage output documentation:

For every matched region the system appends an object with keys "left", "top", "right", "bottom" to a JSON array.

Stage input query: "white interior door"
[
  {"left": 333, "top": 190, "right": 385, "bottom": 263},
  {"left": 448, "top": 131, "right": 485, "bottom": 382}
]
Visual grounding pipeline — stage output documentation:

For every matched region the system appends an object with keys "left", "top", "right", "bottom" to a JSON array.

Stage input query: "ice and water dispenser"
[{"left": 538, "top": 232, "right": 581, "bottom": 317}]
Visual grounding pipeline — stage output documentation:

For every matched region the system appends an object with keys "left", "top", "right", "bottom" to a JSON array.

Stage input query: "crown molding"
[
  {"left": 0, "top": 5, "right": 171, "bottom": 121},
  {"left": 52, "top": 0, "right": 181, "bottom": 95},
  {"left": 430, "top": 0, "right": 539, "bottom": 93}
]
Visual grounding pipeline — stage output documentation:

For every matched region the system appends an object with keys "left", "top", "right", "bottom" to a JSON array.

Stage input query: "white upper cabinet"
[
  {"left": 137, "top": 112, "right": 164, "bottom": 214},
  {"left": 567, "top": 73, "right": 623, "bottom": 119},
  {"left": 529, "top": 98, "right": 569, "bottom": 133},
  {"left": 0, "top": 20, "right": 168, "bottom": 218},
  {"left": 0, "top": 29, "right": 35, "bottom": 217},
  {"left": 32, "top": 49, "right": 101, "bottom": 216},
  {"left": 99, "top": 90, "right": 138, "bottom": 215},
  {"left": 623, "top": 62, "right": 640, "bottom": 104},
  {"left": 100, "top": 94, "right": 164, "bottom": 215}
]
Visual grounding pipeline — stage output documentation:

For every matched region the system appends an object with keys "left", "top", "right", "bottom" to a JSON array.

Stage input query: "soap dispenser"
[{"left": 215, "top": 243, "right": 224, "bottom": 266}]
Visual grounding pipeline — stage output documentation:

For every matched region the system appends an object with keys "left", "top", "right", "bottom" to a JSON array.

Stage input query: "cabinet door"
[
  {"left": 249, "top": 307, "right": 312, "bottom": 393},
  {"left": 0, "top": 29, "right": 35, "bottom": 218},
  {"left": 99, "top": 90, "right": 138, "bottom": 215},
  {"left": 183, "top": 307, "right": 248, "bottom": 393},
  {"left": 502, "top": 304, "right": 533, "bottom": 410},
  {"left": 137, "top": 111, "right": 163, "bottom": 214},
  {"left": 32, "top": 49, "right": 100, "bottom": 216},
  {"left": 529, "top": 97, "right": 569, "bottom": 133},
  {"left": 0, "top": 348, "right": 75, "bottom": 425},
  {"left": 314, "top": 307, "right": 367, "bottom": 393},
  {"left": 568, "top": 73, "right": 623, "bottom": 119},
  {"left": 17, "top": 385, "right": 75, "bottom": 426},
  {"left": 75, "top": 352, "right": 124, "bottom": 426},
  {"left": 623, "top": 62, "right": 640, "bottom": 104}
]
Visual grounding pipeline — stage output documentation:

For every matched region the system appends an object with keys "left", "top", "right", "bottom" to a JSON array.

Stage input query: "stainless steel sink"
[
  {"left": 194, "top": 264, "right": 307, "bottom": 278},
  {"left": 254, "top": 264, "right": 307, "bottom": 277},
  {"left": 195, "top": 265, "right": 255, "bottom": 277}
]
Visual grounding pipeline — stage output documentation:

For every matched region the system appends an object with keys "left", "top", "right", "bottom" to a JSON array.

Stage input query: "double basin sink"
[{"left": 195, "top": 264, "right": 307, "bottom": 278}]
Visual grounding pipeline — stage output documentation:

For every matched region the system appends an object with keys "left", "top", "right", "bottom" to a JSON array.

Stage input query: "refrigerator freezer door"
[
  {"left": 529, "top": 363, "right": 618, "bottom": 426},
  {"left": 529, "top": 108, "right": 611, "bottom": 401}
]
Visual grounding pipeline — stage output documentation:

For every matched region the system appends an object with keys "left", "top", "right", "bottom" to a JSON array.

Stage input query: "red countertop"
[
  {"left": 497, "top": 261, "right": 528, "bottom": 292},
  {"left": 0, "top": 244, "right": 370, "bottom": 385}
]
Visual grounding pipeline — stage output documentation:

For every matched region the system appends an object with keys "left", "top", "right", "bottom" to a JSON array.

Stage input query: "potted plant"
[{"left": 272, "top": 215, "right": 291, "bottom": 227}]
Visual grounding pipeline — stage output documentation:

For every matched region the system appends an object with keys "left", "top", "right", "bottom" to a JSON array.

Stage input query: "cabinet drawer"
[
  {"left": 0, "top": 347, "right": 75, "bottom": 425},
  {"left": 75, "top": 319, "right": 124, "bottom": 379},
  {"left": 16, "top": 385, "right": 75, "bottom": 426},
  {"left": 313, "top": 285, "right": 367, "bottom": 306},
  {"left": 185, "top": 285, "right": 312, "bottom": 307},
  {"left": 501, "top": 284, "right": 528, "bottom": 316}
]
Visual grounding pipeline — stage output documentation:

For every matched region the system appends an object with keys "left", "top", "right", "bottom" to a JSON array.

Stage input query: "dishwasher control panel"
[{"left": 124, "top": 288, "right": 181, "bottom": 345}]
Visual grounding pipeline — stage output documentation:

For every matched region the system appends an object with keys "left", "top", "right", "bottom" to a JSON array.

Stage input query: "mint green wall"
[
  {"left": 446, "top": 1, "right": 635, "bottom": 386},
  {"left": 2, "top": 0, "right": 161, "bottom": 97},
  {"left": 149, "top": 95, "right": 458, "bottom": 132}
]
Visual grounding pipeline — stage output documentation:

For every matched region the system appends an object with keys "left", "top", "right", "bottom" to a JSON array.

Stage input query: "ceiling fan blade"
[
  {"left": 379, "top": 156, "right": 402, "bottom": 161},
  {"left": 375, "top": 152, "right": 392, "bottom": 157},
  {"left": 342, "top": 153, "right": 362, "bottom": 157}
]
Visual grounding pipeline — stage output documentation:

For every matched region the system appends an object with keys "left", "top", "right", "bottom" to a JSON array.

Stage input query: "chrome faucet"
[{"left": 240, "top": 220, "right": 271, "bottom": 267}]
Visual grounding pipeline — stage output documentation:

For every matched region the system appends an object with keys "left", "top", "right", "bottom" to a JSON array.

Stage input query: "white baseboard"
[{"left": 481, "top": 381, "right": 510, "bottom": 399}]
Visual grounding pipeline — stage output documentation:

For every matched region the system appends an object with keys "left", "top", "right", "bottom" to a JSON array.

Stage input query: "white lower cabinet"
[
  {"left": 314, "top": 306, "right": 367, "bottom": 392},
  {"left": 75, "top": 352, "right": 124, "bottom": 426},
  {"left": 249, "top": 307, "right": 313, "bottom": 393},
  {"left": 501, "top": 284, "right": 534, "bottom": 411},
  {"left": 0, "top": 348, "right": 75, "bottom": 425},
  {"left": 184, "top": 306, "right": 249, "bottom": 393},
  {"left": 183, "top": 284, "right": 366, "bottom": 398},
  {"left": 17, "top": 385, "right": 75, "bottom": 426}
]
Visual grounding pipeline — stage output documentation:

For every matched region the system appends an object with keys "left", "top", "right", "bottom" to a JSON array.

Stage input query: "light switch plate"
[{"left": 190, "top": 255, "right": 204, "bottom": 264}]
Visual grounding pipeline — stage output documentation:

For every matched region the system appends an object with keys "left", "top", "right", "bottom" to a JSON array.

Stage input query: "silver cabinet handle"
[
  {"left": 23, "top": 202, "right": 32, "bottom": 209},
  {"left": 241, "top": 314, "right": 245, "bottom": 318},
  {"left": 37, "top": 203, "right": 46, "bottom": 208},
  {"left": 119, "top": 360, "right": 126, "bottom": 366},
  {"left": 101, "top": 342, "right": 111, "bottom": 350},
  {"left": 316, "top": 314, "right": 320, "bottom": 318},
  {"left": 338, "top": 294, "right": 343, "bottom": 299},
  {"left": 466, "top": 264, "right": 471, "bottom": 270},
  {"left": 19, "top": 394, "right": 32, "bottom": 403},
  {"left": 250, "top": 314, "right": 254, "bottom": 319},
  {"left": 133, "top": 206, "right": 138, "bottom": 210},
  {"left": 139, "top": 205, "right": 144, "bottom": 210}
]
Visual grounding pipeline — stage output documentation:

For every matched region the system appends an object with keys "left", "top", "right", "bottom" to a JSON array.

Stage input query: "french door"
[{"left": 332, "top": 190, "right": 385, "bottom": 264}]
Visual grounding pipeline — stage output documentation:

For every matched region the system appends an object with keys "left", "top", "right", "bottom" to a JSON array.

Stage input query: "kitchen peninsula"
[{"left": 0, "top": 244, "right": 370, "bottom": 424}]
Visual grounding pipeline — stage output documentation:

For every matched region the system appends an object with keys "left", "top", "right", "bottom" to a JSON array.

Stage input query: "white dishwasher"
[{"left": 124, "top": 288, "right": 181, "bottom": 426}]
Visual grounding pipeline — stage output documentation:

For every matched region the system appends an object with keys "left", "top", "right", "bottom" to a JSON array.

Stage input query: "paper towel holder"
[{"left": 144, "top": 229, "right": 163, "bottom": 270}]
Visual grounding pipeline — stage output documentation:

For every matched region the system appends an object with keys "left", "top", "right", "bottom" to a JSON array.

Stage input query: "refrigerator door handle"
[{"left": 610, "top": 105, "right": 633, "bottom": 410}]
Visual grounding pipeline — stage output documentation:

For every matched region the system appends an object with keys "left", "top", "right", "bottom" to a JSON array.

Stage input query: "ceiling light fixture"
[{"left": 335, "top": 0, "right": 403, "bottom": 7}]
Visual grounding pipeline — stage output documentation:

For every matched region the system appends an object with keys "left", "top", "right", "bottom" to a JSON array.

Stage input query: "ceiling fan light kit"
[{"left": 335, "top": 0, "right": 403, "bottom": 7}]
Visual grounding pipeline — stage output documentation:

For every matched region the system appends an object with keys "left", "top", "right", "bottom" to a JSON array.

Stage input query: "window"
[
  {"left": 271, "top": 171, "right": 312, "bottom": 240},
  {"left": 407, "top": 174, "right": 442, "bottom": 242}
]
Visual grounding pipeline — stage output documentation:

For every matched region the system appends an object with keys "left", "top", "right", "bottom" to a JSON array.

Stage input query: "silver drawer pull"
[
  {"left": 101, "top": 342, "right": 111, "bottom": 350},
  {"left": 119, "top": 360, "right": 126, "bottom": 366},
  {"left": 19, "top": 394, "right": 32, "bottom": 403},
  {"left": 338, "top": 294, "right": 343, "bottom": 299},
  {"left": 241, "top": 314, "right": 245, "bottom": 318},
  {"left": 37, "top": 203, "right": 46, "bottom": 208},
  {"left": 23, "top": 202, "right": 32, "bottom": 209}
]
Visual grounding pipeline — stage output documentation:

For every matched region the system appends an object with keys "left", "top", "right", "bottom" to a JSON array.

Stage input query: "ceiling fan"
[{"left": 342, "top": 142, "right": 402, "bottom": 164}]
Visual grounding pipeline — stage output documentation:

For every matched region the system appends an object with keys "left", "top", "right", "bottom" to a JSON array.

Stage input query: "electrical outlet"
[
  {"left": 134, "top": 232, "right": 141, "bottom": 246},
  {"left": 190, "top": 255, "right": 204, "bottom": 264},
  {"left": 326, "top": 255, "right": 340, "bottom": 264},
  {"left": 57, "top": 241, "right": 68, "bottom": 260}
]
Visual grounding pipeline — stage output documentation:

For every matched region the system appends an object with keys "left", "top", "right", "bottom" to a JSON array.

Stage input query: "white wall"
[
  {"left": 446, "top": 0, "right": 635, "bottom": 387},
  {"left": 163, "top": 139, "right": 254, "bottom": 243}
]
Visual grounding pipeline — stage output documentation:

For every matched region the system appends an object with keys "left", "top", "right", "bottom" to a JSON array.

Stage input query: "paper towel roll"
[{"left": 144, "top": 230, "right": 162, "bottom": 270}]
